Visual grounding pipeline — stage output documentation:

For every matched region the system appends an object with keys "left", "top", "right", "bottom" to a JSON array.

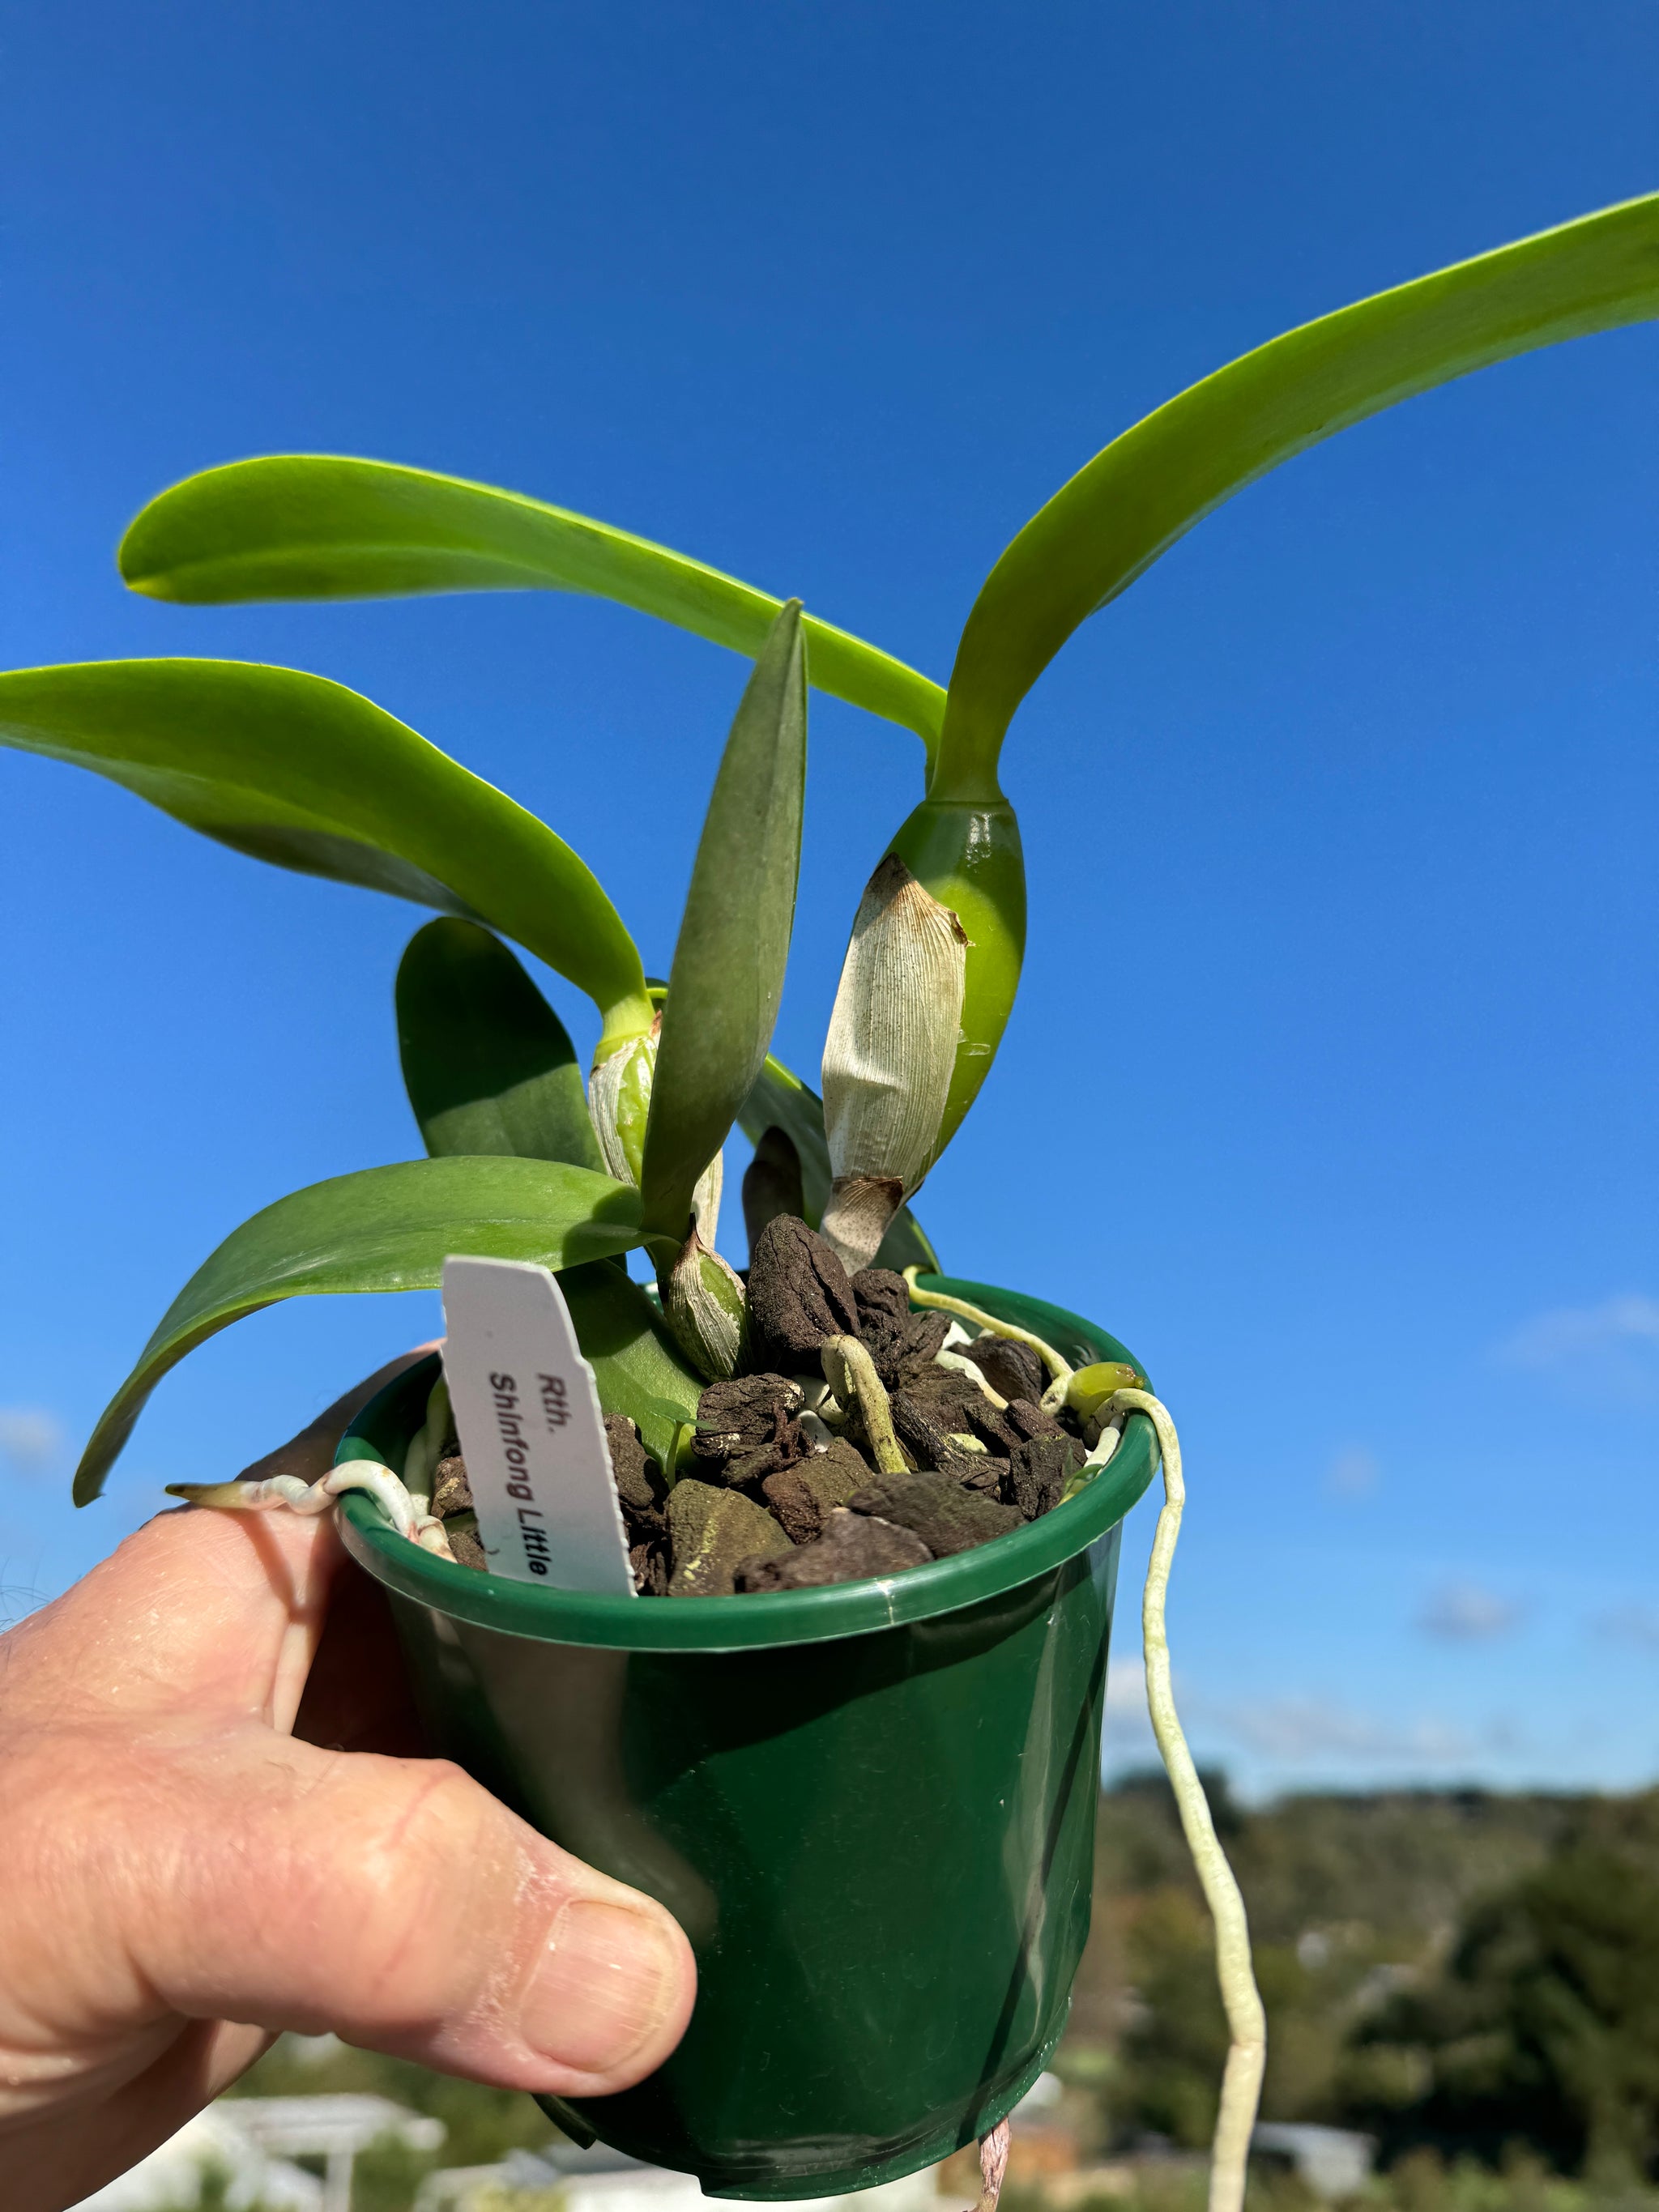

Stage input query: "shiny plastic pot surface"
[{"left": 336, "top": 1274, "right": 1157, "bottom": 2199}]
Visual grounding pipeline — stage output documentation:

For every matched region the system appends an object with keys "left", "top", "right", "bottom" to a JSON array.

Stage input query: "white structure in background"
[
  {"left": 1252, "top": 2123, "right": 1376, "bottom": 2199},
  {"left": 416, "top": 2138, "right": 952, "bottom": 2212},
  {"left": 70, "top": 2094, "right": 445, "bottom": 2212},
  {"left": 66, "top": 2107, "right": 322, "bottom": 2212},
  {"left": 1013, "top": 2072, "right": 1064, "bottom": 2114},
  {"left": 229, "top": 2095, "right": 446, "bottom": 2212}
]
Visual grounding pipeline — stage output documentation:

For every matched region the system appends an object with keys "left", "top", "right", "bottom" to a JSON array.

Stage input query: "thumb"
[{"left": 92, "top": 1729, "right": 697, "bottom": 2097}]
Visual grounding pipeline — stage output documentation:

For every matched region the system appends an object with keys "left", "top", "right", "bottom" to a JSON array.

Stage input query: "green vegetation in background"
[
  {"left": 1064, "top": 1777, "right": 1659, "bottom": 2184},
  {"left": 212, "top": 1781, "right": 1659, "bottom": 2207}
]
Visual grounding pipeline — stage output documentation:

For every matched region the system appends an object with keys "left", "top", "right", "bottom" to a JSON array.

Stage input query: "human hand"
[{"left": 0, "top": 1353, "right": 697, "bottom": 2212}]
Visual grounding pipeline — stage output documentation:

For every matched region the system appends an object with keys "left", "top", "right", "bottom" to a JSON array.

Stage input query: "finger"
[
  {"left": 11, "top": 1343, "right": 442, "bottom": 1725},
  {"left": 294, "top": 1548, "right": 425, "bottom": 1758},
  {"left": 11, "top": 2021, "right": 271, "bottom": 2212},
  {"left": 75, "top": 1733, "right": 696, "bottom": 2099},
  {"left": 2, "top": 1503, "right": 341, "bottom": 1727}
]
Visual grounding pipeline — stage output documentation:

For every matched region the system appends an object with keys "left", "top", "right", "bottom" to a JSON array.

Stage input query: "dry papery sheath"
[{"left": 821, "top": 854, "right": 968, "bottom": 1270}]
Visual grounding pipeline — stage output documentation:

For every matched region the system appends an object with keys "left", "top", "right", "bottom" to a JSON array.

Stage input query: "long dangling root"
[
  {"left": 1111, "top": 1387, "right": 1266, "bottom": 2212},
  {"left": 975, "top": 2119, "right": 1012, "bottom": 2212},
  {"left": 167, "top": 1462, "right": 457, "bottom": 1561}
]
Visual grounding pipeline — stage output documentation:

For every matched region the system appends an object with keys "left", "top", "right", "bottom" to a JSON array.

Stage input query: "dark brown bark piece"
[
  {"left": 957, "top": 1455, "right": 1009, "bottom": 1498},
  {"left": 811, "top": 1434, "right": 878, "bottom": 1494},
  {"left": 847, "top": 1470, "right": 1023, "bottom": 1558},
  {"left": 691, "top": 1374, "right": 808, "bottom": 1487},
  {"left": 447, "top": 1519, "right": 488, "bottom": 1571},
  {"left": 1005, "top": 1398, "right": 1069, "bottom": 1444},
  {"left": 666, "top": 1479, "right": 791, "bottom": 1596},
  {"left": 962, "top": 1336, "right": 1047, "bottom": 1407},
  {"left": 761, "top": 1438, "right": 870, "bottom": 1543},
  {"left": 889, "top": 1391, "right": 992, "bottom": 1484},
  {"left": 693, "top": 1375, "right": 804, "bottom": 1458},
  {"left": 851, "top": 1267, "right": 909, "bottom": 1332},
  {"left": 603, "top": 1414, "right": 666, "bottom": 1541},
  {"left": 1008, "top": 1434, "right": 1085, "bottom": 1521},
  {"left": 630, "top": 1539, "right": 669, "bottom": 1596},
  {"left": 430, "top": 1452, "right": 473, "bottom": 1519},
  {"left": 960, "top": 1395, "right": 1023, "bottom": 1457},
  {"left": 851, "top": 1267, "right": 953, "bottom": 1387},
  {"left": 734, "top": 1507, "right": 931, "bottom": 1591},
  {"left": 726, "top": 1434, "right": 805, "bottom": 1489},
  {"left": 603, "top": 1416, "right": 660, "bottom": 1516},
  {"left": 744, "top": 1215, "right": 860, "bottom": 1374},
  {"left": 899, "top": 1366, "right": 985, "bottom": 1434},
  {"left": 761, "top": 1468, "right": 821, "bottom": 1545}
]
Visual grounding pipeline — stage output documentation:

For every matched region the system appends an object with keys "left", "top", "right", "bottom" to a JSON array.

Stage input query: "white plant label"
[{"left": 441, "top": 1255, "right": 636, "bottom": 1596}]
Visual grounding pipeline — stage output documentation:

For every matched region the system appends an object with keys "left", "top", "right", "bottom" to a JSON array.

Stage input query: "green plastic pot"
[{"left": 335, "top": 1272, "right": 1157, "bottom": 2200}]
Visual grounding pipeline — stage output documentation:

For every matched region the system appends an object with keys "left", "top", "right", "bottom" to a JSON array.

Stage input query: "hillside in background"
[{"left": 1068, "top": 1776, "right": 1659, "bottom": 2181}]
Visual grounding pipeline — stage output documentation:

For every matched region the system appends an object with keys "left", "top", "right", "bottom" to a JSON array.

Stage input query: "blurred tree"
[{"left": 1350, "top": 1792, "right": 1659, "bottom": 2180}]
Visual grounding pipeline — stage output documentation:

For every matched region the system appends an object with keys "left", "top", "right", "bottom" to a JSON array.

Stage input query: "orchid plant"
[{"left": 2, "top": 191, "right": 1653, "bottom": 2212}]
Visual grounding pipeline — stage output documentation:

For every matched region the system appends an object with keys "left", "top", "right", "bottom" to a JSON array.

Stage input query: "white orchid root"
[
  {"left": 400, "top": 1374, "right": 453, "bottom": 1517},
  {"left": 820, "top": 1335, "right": 910, "bottom": 1475},
  {"left": 1111, "top": 1387, "right": 1265, "bottom": 2212},
  {"left": 901, "top": 1268, "right": 1074, "bottom": 1384},
  {"left": 167, "top": 1460, "right": 457, "bottom": 1561},
  {"left": 935, "top": 1323, "right": 1013, "bottom": 1410}
]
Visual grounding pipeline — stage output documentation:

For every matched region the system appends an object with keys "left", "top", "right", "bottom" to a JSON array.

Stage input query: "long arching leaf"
[
  {"left": 736, "top": 1053, "right": 940, "bottom": 1275},
  {"left": 397, "top": 918, "right": 604, "bottom": 1170},
  {"left": 119, "top": 455, "right": 947, "bottom": 755},
  {"left": 75, "top": 1156, "right": 643, "bottom": 1502},
  {"left": 0, "top": 659, "right": 655, "bottom": 1056},
  {"left": 937, "top": 190, "right": 1659, "bottom": 795},
  {"left": 641, "top": 605, "right": 807, "bottom": 1243}
]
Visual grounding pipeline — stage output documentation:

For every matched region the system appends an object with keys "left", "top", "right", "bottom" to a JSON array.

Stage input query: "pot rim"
[{"left": 335, "top": 1270, "right": 1157, "bottom": 1652}]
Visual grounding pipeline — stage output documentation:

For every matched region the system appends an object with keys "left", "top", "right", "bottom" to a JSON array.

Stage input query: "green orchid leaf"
[
  {"left": 0, "top": 658, "right": 654, "bottom": 1057},
  {"left": 641, "top": 603, "right": 808, "bottom": 1245},
  {"left": 938, "top": 190, "right": 1659, "bottom": 795},
  {"left": 558, "top": 1260, "right": 703, "bottom": 1469},
  {"left": 75, "top": 1155, "right": 644, "bottom": 1504},
  {"left": 736, "top": 1054, "right": 940, "bottom": 1275},
  {"left": 119, "top": 455, "right": 946, "bottom": 756},
  {"left": 397, "top": 918, "right": 604, "bottom": 1172}
]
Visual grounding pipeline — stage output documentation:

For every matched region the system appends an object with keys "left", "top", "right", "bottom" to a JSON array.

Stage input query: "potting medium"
[{"left": 335, "top": 1273, "right": 1158, "bottom": 2199}]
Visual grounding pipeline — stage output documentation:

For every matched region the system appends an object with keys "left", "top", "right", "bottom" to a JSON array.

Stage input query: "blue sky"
[{"left": 2, "top": 2, "right": 1657, "bottom": 1797}]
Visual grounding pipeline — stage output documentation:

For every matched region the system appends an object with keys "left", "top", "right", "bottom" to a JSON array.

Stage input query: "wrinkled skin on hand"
[{"left": 0, "top": 1353, "right": 696, "bottom": 2212}]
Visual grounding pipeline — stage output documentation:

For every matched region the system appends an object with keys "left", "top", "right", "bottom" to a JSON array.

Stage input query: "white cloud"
[
  {"left": 1495, "top": 1294, "right": 1659, "bottom": 1397},
  {"left": 1102, "top": 1654, "right": 1156, "bottom": 1755},
  {"left": 1211, "top": 1694, "right": 1476, "bottom": 1766},
  {"left": 1326, "top": 1446, "right": 1379, "bottom": 1500},
  {"left": 1418, "top": 1580, "right": 1524, "bottom": 1643},
  {"left": 0, "top": 1407, "right": 63, "bottom": 1474},
  {"left": 1106, "top": 1656, "right": 1477, "bottom": 1773}
]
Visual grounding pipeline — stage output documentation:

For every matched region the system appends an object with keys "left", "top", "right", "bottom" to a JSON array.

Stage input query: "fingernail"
[{"left": 523, "top": 1899, "right": 682, "bottom": 2074}]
